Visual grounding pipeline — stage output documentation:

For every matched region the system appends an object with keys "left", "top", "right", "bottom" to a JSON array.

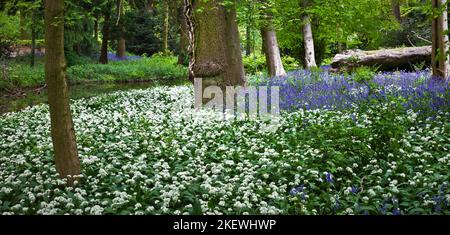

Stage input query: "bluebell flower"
[
  {"left": 289, "top": 185, "right": 304, "bottom": 196},
  {"left": 393, "top": 208, "right": 401, "bottom": 215},
  {"left": 351, "top": 186, "right": 359, "bottom": 194},
  {"left": 257, "top": 69, "right": 449, "bottom": 112},
  {"left": 326, "top": 172, "right": 334, "bottom": 183},
  {"left": 379, "top": 201, "right": 388, "bottom": 215}
]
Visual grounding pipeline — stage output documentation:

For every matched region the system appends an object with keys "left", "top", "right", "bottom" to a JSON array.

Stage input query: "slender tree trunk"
[
  {"left": 44, "top": 0, "right": 81, "bottom": 184},
  {"left": 20, "top": 11, "right": 28, "bottom": 40},
  {"left": 259, "top": 0, "right": 285, "bottom": 77},
  {"left": 432, "top": 0, "right": 450, "bottom": 79},
  {"left": 178, "top": 6, "right": 189, "bottom": 65},
  {"left": 246, "top": 25, "right": 252, "bottom": 56},
  {"left": 432, "top": 0, "right": 438, "bottom": 76},
  {"left": 302, "top": 1, "right": 317, "bottom": 69},
  {"left": 163, "top": 0, "right": 170, "bottom": 54},
  {"left": 261, "top": 27, "right": 286, "bottom": 76},
  {"left": 94, "top": 16, "right": 99, "bottom": 42},
  {"left": 30, "top": 10, "right": 36, "bottom": 68},
  {"left": 391, "top": 0, "right": 402, "bottom": 23},
  {"left": 116, "top": 0, "right": 126, "bottom": 58},
  {"left": 185, "top": 0, "right": 246, "bottom": 104},
  {"left": 99, "top": 11, "right": 110, "bottom": 64},
  {"left": 117, "top": 37, "right": 126, "bottom": 58}
]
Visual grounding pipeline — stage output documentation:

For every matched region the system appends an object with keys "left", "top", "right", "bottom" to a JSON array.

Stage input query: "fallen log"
[{"left": 331, "top": 46, "right": 432, "bottom": 71}]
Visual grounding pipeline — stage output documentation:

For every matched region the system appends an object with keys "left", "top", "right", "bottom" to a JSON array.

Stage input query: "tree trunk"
[
  {"left": 190, "top": 0, "right": 245, "bottom": 85},
  {"left": 261, "top": 27, "right": 286, "bottom": 76},
  {"left": 30, "top": 10, "right": 36, "bottom": 68},
  {"left": 185, "top": 0, "right": 246, "bottom": 105},
  {"left": 94, "top": 16, "right": 99, "bottom": 41},
  {"left": 99, "top": 11, "right": 110, "bottom": 64},
  {"left": 163, "top": 0, "right": 170, "bottom": 54},
  {"left": 19, "top": 11, "right": 28, "bottom": 40},
  {"left": 391, "top": 0, "right": 402, "bottom": 23},
  {"left": 117, "top": 37, "right": 126, "bottom": 58},
  {"left": 432, "top": 0, "right": 450, "bottom": 79},
  {"left": 116, "top": 0, "right": 126, "bottom": 58},
  {"left": 302, "top": 15, "right": 317, "bottom": 69},
  {"left": 331, "top": 46, "right": 432, "bottom": 71},
  {"left": 245, "top": 24, "right": 252, "bottom": 56},
  {"left": 302, "top": 1, "right": 317, "bottom": 69},
  {"left": 44, "top": 0, "right": 81, "bottom": 184},
  {"left": 178, "top": 5, "right": 189, "bottom": 65}
]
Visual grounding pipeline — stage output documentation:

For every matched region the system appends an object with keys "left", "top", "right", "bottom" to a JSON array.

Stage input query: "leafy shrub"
[
  {"left": 243, "top": 52, "right": 267, "bottom": 75},
  {"left": 282, "top": 55, "right": 302, "bottom": 71},
  {"left": 1, "top": 56, "right": 188, "bottom": 90},
  {"left": 243, "top": 53, "right": 303, "bottom": 75},
  {"left": 68, "top": 56, "right": 187, "bottom": 83}
]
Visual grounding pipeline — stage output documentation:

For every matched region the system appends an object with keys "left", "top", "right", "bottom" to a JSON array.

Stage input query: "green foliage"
[
  {"left": 15, "top": 39, "right": 45, "bottom": 47},
  {"left": 1, "top": 56, "right": 188, "bottom": 89},
  {"left": 242, "top": 52, "right": 267, "bottom": 75},
  {"left": 243, "top": 52, "right": 302, "bottom": 75},
  {"left": 122, "top": 10, "right": 164, "bottom": 56},
  {"left": 68, "top": 56, "right": 187, "bottom": 83},
  {"left": 282, "top": 55, "right": 302, "bottom": 71},
  {"left": 351, "top": 66, "right": 377, "bottom": 83},
  {"left": 0, "top": 11, "right": 19, "bottom": 58}
]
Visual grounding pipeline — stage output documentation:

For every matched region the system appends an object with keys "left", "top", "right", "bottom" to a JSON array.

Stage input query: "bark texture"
[
  {"left": 44, "top": 0, "right": 81, "bottom": 184},
  {"left": 31, "top": 10, "right": 37, "bottom": 67},
  {"left": 302, "top": 1, "right": 317, "bottom": 69},
  {"left": 190, "top": 0, "right": 246, "bottom": 87},
  {"left": 163, "top": 0, "right": 170, "bottom": 53},
  {"left": 391, "top": 0, "right": 402, "bottom": 23},
  {"left": 116, "top": 0, "right": 126, "bottom": 58},
  {"left": 302, "top": 15, "right": 317, "bottom": 69},
  {"left": 259, "top": 0, "right": 286, "bottom": 77},
  {"left": 99, "top": 11, "right": 110, "bottom": 64},
  {"left": 245, "top": 23, "right": 252, "bottom": 56},
  {"left": 432, "top": 0, "right": 450, "bottom": 79},
  {"left": 331, "top": 46, "right": 432, "bottom": 71},
  {"left": 178, "top": 5, "right": 189, "bottom": 65},
  {"left": 261, "top": 27, "right": 286, "bottom": 76}
]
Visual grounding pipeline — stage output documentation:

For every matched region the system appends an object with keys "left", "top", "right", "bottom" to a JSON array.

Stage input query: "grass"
[{"left": 1, "top": 55, "right": 188, "bottom": 90}]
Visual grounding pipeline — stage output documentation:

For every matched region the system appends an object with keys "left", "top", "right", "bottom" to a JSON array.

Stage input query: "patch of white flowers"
[{"left": 0, "top": 86, "right": 449, "bottom": 215}]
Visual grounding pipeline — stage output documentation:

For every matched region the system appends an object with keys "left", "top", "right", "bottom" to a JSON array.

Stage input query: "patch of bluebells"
[
  {"left": 106, "top": 52, "right": 142, "bottom": 62},
  {"left": 258, "top": 69, "right": 449, "bottom": 113}
]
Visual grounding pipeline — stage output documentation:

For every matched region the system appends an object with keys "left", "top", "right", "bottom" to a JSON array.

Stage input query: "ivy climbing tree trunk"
[
  {"left": 432, "top": 0, "right": 450, "bottom": 79},
  {"left": 302, "top": 0, "right": 317, "bottom": 69},
  {"left": 187, "top": 0, "right": 246, "bottom": 87},
  {"left": 44, "top": 0, "right": 81, "bottom": 184}
]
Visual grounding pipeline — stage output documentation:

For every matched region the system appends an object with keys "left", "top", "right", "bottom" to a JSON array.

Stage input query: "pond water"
[{"left": 0, "top": 80, "right": 189, "bottom": 115}]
